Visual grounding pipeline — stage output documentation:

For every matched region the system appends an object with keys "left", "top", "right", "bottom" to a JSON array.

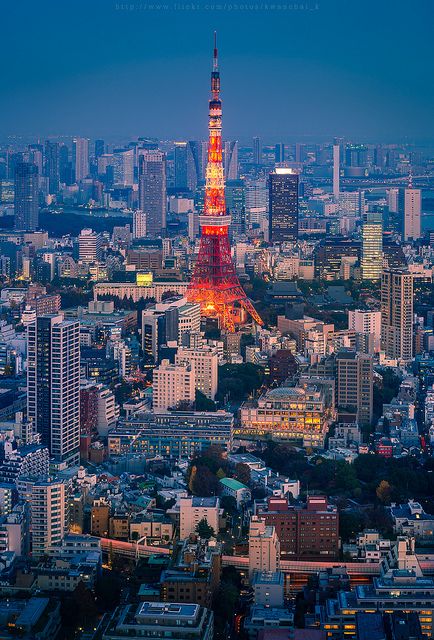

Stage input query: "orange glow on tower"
[{"left": 187, "top": 34, "right": 263, "bottom": 332}]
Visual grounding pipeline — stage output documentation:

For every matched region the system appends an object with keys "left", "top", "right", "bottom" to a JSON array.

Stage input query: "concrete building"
[
  {"left": 403, "top": 186, "right": 421, "bottom": 241},
  {"left": 381, "top": 269, "right": 414, "bottom": 362},
  {"left": 219, "top": 477, "right": 251, "bottom": 508},
  {"left": 239, "top": 384, "right": 331, "bottom": 447},
  {"left": 14, "top": 162, "right": 39, "bottom": 231},
  {"left": 78, "top": 228, "right": 103, "bottom": 263},
  {"left": 269, "top": 168, "right": 299, "bottom": 243},
  {"left": 175, "top": 346, "right": 218, "bottom": 400},
  {"left": 100, "top": 602, "right": 213, "bottom": 640},
  {"left": 336, "top": 351, "right": 373, "bottom": 426},
  {"left": 249, "top": 516, "right": 280, "bottom": 577},
  {"left": 252, "top": 570, "right": 285, "bottom": 607},
  {"left": 361, "top": 212, "right": 382, "bottom": 280},
  {"left": 152, "top": 360, "right": 195, "bottom": 411},
  {"left": 138, "top": 150, "right": 167, "bottom": 237},
  {"left": 179, "top": 496, "right": 220, "bottom": 539},
  {"left": 348, "top": 309, "right": 381, "bottom": 353},
  {"left": 73, "top": 137, "right": 89, "bottom": 182},
  {"left": 256, "top": 496, "right": 339, "bottom": 561},
  {"left": 30, "top": 478, "right": 69, "bottom": 558},
  {"left": 132, "top": 210, "right": 147, "bottom": 239},
  {"left": 27, "top": 315, "right": 80, "bottom": 469}
]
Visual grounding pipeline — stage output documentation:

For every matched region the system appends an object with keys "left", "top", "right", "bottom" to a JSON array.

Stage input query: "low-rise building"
[{"left": 100, "top": 602, "right": 213, "bottom": 640}]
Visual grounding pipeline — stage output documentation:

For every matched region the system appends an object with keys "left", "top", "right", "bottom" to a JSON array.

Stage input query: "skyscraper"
[
  {"left": 275, "top": 143, "right": 285, "bottom": 164},
  {"left": 295, "top": 143, "right": 306, "bottom": 163},
  {"left": 14, "top": 162, "right": 39, "bottom": 231},
  {"left": 381, "top": 268, "right": 414, "bottom": 362},
  {"left": 44, "top": 141, "right": 60, "bottom": 194},
  {"left": 138, "top": 150, "right": 167, "bottom": 237},
  {"left": 269, "top": 168, "right": 299, "bottom": 243},
  {"left": 73, "top": 137, "right": 89, "bottom": 182},
  {"left": 402, "top": 184, "right": 421, "bottom": 241},
  {"left": 174, "top": 142, "right": 188, "bottom": 189},
  {"left": 336, "top": 351, "right": 373, "bottom": 426},
  {"left": 27, "top": 314, "right": 80, "bottom": 468},
  {"left": 133, "top": 210, "right": 147, "bottom": 239},
  {"left": 78, "top": 228, "right": 103, "bottom": 263},
  {"left": 253, "top": 136, "right": 261, "bottom": 165},
  {"left": 94, "top": 139, "right": 105, "bottom": 158},
  {"left": 361, "top": 212, "right": 383, "bottom": 280},
  {"left": 225, "top": 179, "right": 245, "bottom": 236},
  {"left": 224, "top": 141, "right": 238, "bottom": 180},
  {"left": 113, "top": 148, "right": 134, "bottom": 186},
  {"left": 333, "top": 144, "right": 340, "bottom": 199}
]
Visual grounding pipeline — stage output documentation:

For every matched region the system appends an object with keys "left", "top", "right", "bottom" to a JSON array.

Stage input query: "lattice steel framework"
[{"left": 187, "top": 35, "right": 263, "bottom": 332}]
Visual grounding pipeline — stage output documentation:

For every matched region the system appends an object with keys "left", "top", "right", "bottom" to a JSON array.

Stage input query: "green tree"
[
  {"left": 195, "top": 518, "right": 215, "bottom": 539},
  {"left": 195, "top": 390, "right": 216, "bottom": 411}
]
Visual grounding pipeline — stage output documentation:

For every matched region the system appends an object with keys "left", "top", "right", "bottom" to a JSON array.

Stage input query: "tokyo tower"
[{"left": 187, "top": 35, "right": 263, "bottom": 332}]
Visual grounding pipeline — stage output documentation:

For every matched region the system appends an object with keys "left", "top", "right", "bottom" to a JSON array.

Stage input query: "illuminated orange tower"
[{"left": 187, "top": 35, "right": 263, "bottom": 332}]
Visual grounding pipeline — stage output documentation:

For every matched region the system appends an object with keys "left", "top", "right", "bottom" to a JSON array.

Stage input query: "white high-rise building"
[
  {"left": 403, "top": 187, "right": 421, "bottom": 241},
  {"left": 30, "top": 478, "right": 69, "bottom": 557},
  {"left": 96, "top": 385, "right": 119, "bottom": 437},
  {"left": 245, "top": 178, "right": 267, "bottom": 227},
  {"left": 73, "top": 137, "right": 89, "bottom": 182},
  {"left": 27, "top": 315, "right": 80, "bottom": 468},
  {"left": 179, "top": 496, "right": 220, "bottom": 539},
  {"left": 249, "top": 517, "right": 280, "bottom": 577},
  {"left": 348, "top": 309, "right": 381, "bottom": 352},
  {"left": 175, "top": 346, "right": 218, "bottom": 400},
  {"left": 152, "top": 359, "right": 195, "bottom": 410},
  {"left": 387, "top": 188, "right": 399, "bottom": 213},
  {"left": 78, "top": 228, "right": 103, "bottom": 263},
  {"left": 133, "top": 210, "right": 147, "bottom": 239}
]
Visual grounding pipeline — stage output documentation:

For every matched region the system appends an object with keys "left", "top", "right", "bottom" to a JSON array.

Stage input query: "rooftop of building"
[{"left": 219, "top": 477, "right": 249, "bottom": 492}]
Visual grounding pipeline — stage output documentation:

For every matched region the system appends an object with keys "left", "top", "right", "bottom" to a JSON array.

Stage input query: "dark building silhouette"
[
  {"left": 138, "top": 150, "right": 167, "bottom": 237},
  {"left": 14, "top": 162, "right": 39, "bottom": 231},
  {"left": 44, "top": 141, "right": 60, "bottom": 194},
  {"left": 269, "top": 169, "right": 299, "bottom": 242}
]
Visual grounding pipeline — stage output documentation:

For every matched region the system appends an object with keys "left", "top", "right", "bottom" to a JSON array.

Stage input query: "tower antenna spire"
[{"left": 213, "top": 31, "right": 218, "bottom": 70}]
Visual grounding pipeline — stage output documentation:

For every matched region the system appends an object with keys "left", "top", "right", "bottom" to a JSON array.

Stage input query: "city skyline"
[{"left": 1, "top": 0, "right": 434, "bottom": 141}]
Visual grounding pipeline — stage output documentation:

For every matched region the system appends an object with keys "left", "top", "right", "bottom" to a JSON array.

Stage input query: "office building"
[
  {"left": 333, "top": 144, "right": 340, "bottom": 199},
  {"left": 239, "top": 384, "right": 330, "bottom": 447},
  {"left": 361, "top": 212, "right": 382, "bottom": 280},
  {"left": 78, "top": 228, "right": 103, "bottom": 263},
  {"left": 402, "top": 186, "right": 421, "bottom": 241},
  {"left": 30, "top": 478, "right": 69, "bottom": 557},
  {"left": 179, "top": 496, "right": 220, "bottom": 538},
  {"left": 95, "top": 139, "right": 105, "bottom": 158},
  {"left": 348, "top": 309, "right": 381, "bottom": 353},
  {"left": 275, "top": 143, "right": 285, "bottom": 164},
  {"left": 381, "top": 268, "right": 414, "bottom": 362},
  {"left": 14, "top": 162, "right": 39, "bottom": 231},
  {"left": 253, "top": 136, "right": 261, "bottom": 164},
  {"left": 72, "top": 137, "right": 89, "bottom": 182},
  {"left": 138, "top": 150, "right": 167, "bottom": 236},
  {"left": 100, "top": 602, "right": 214, "bottom": 640},
  {"left": 142, "top": 298, "right": 201, "bottom": 363},
  {"left": 152, "top": 360, "right": 195, "bottom": 410},
  {"left": 225, "top": 179, "right": 245, "bottom": 235},
  {"left": 175, "top": 346, "right": 218, "bottom": 400},
  {"left": 108, "top": 410, "right": 233, "bottom": 458},
  {"left": 336, "top": 351, "right": 373, "bottom": 426},
  {"left": 44, "top": 140, "right": 60, "bottom": 193},
  {"left": 246, "top": 177, "right": 268, "bottom": 227},
  {"left": 224, "top": 140, "right": 238, "bottom": 180},
  {"left": 27, "top": 315, "right": 80, "bottom": 468},
  {"left": 113, "top": 148, "right": 135, "bottom": 186},
  {"left": 249, "top": 517, "right": 280, "bottom": 577},
  {"left": 132, "top": 210, "right": 147, "bottom": 239},
  {"left": 269, "top": 168, "right": 299, "bottom": 243},
  {"left": 256, "top": 496, "right": 339, "bottom": 561}
]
